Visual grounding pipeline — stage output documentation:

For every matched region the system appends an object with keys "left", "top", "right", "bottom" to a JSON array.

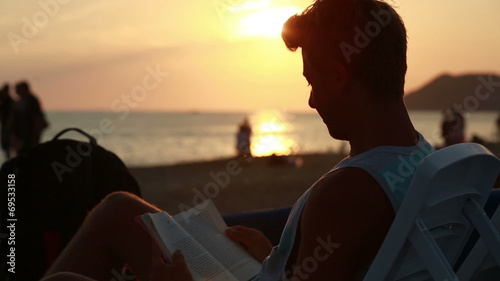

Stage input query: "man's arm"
[{"left": 292, "top": 167, "right": 395, "bottom": 280}]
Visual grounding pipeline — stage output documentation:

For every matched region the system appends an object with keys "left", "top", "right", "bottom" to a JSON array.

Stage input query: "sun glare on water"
[
  {"left": 231, "top": 0, "right": 302, "bottom": 38},
  {"left": 250, "top": 111, "right": 297, "bottom": 157}
]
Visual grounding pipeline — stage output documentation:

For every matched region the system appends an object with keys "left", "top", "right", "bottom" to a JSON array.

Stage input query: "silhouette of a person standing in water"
[
  {"left": 236, "top": 117, "right": 252, "bottom": 157},
  {"left": 0, "top": 84, "right": 13, "bottom": 159},
  {"left": 441, "top": 108, "right": 465, "bottom": 147},
  {"left": 12, "top": 81, "right": 48, "bottom": 155}
]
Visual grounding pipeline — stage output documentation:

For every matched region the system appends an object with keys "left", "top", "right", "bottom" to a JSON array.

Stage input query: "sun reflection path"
[{"left": 250, "top": 111, "right": 298, "bottom": 157}]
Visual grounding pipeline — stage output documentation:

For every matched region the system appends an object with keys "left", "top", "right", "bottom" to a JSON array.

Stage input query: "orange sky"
[{"left": 1, "top": 0, "right": 499, "bottom": 112}]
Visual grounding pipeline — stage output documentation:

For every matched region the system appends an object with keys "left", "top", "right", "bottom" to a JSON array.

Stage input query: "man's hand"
[
  {"left": 225, "top": 225, "right": 273, "bottom": 263},
  {"left": 149, "top": 250, "right": 193, "bottom": 281}
]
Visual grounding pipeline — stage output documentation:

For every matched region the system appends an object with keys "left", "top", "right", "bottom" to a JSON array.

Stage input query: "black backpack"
[{"left": 0, "top": 128, "right": 141, "bottom": 281}]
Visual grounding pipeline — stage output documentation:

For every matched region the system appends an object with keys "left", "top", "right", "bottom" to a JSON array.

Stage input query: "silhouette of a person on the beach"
[
  {"left": 0, "top": 84, "right": 13, "bottom": 159},
  {"left": 11, "top": 81, "right": 48, "bottom": 155},
  {"left": 441, "top": 108, "right": 465, "bottom": 147},
  {"left": 236, "top": 117, "right": 252, "bottom": 157}
]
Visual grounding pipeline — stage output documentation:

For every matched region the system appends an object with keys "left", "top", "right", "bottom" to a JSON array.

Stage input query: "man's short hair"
[{"left": 282, "top": 0, "right": 407, "bottom": 101}]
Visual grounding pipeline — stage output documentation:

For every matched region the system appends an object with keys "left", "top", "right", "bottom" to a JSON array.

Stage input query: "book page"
[
  {"left": 174, "top": 201, "right": 262, "bottom": 281},
  {"left": 142, "top": 212, "right": 239, "bottom": 281}
]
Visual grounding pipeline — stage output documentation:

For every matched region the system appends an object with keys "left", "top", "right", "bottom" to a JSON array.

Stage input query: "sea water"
[{"left": 3, "top": 110, "right": 498, "bottom": 167}]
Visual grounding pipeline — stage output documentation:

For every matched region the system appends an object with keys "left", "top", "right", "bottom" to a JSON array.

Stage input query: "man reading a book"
[{"left": 43, "top": 0, "right": 435, "bottom": 280}]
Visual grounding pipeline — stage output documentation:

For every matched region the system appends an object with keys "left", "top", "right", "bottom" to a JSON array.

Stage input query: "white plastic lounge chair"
[
  {"left": 456, "top": 203, "right": 500, "bottom": 281},
  {"left": 363, "top": 143, "right": 500, "bottom": 281}
]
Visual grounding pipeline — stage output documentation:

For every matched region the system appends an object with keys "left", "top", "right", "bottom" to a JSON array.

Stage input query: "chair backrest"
[{"left": 363, "top": 143, "right": 500, "bottom": 281}]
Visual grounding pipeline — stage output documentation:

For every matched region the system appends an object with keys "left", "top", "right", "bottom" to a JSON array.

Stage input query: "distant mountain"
[{"left": 404, "top": 73, "right": 500, "bottom": 111}]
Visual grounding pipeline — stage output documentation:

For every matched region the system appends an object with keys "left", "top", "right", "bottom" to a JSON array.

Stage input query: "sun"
[
  {"left": 239, "top": 6, "right": 301, "bottom": 38},
  {"left": 230, "top": 1, "right": 302, "bottom": 38}
]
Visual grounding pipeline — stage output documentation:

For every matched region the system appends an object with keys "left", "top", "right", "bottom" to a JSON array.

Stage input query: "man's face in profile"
[{"left": 302, "top": 48, "right": 350, "bottom": 141}]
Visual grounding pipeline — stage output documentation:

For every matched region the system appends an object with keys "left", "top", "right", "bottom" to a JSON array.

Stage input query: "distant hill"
[{"left": 404, "top": 73, "right": 500, "bottom": 111}]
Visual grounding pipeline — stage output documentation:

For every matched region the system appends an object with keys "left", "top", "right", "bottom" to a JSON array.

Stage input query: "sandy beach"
[
  {"left": 129, "top": 153, "right": 346, "bottom": 215},
  {"left": 129, "top": 142, "right": 500, "bottom": 216}
]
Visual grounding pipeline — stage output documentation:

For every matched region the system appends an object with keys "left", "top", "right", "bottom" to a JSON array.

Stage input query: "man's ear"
[{"left": 330, "top": 62, "right": 349, "bottom": 93}]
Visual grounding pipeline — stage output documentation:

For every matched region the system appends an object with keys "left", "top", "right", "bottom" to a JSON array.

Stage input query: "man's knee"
[
  {"left": 92, "top": 191, "right": 158, "bottom": 222},
  {"left": 102, "top": 191, "right": 142, "bottom": 207},
  {"left": 78, "top": 191, "right": 157, "bottom": 242}
]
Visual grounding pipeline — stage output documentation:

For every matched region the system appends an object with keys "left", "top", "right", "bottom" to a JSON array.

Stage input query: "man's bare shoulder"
[
  {"left": 306, "top": 167, "right": 395, "bottom": 223},
  {"left": 299, "top": 167, "right": 395, "bottom": 274},
  {"left": 310, "top": 167, "right": 389, "bottom": 200}
]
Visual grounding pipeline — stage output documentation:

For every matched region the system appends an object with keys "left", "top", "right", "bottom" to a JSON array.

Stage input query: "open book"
[{"left": 140, "top": 200, "right": 262, "bottom": 281}]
